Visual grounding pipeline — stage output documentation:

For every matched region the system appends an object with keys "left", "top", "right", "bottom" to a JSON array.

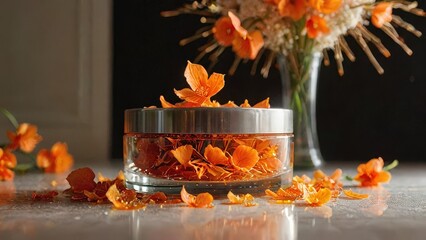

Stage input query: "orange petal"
[
  {"left": 212, "top": 16, "right": 235, "bottom": 46},
  {"left": 253, "top": 97, "right": 270, "bottom": 108},
  {"left": 304, "top": 187, "right": 331, "bottom": 206},
  {"left": 0, "top": 166, "right": 15, "bottom": 181},
  {"left": 194, "top": 192, "right": 214, "bottom": 208},
  {"left": 171, "top": 145, "right": 193, "bottom": 167},
  {"left": 343, "top": 189, "right": 369, "bottom": 199},
  {"left": 227, "top": 191, "right": 256, "bottom": 207},
  {"left": 204, "top": 144, "right": 229, "bottom": 165},
  {"left": 66, "top": 167, "right": 97, "bottom": 192},
  {"left": 232, "top": 31, "right": 264, "bottom": 60},
  {"left": 240, "top": 99, "right": 251, "bottom": 108},
  {"left": 160, "top": 95, "right": 176, "bottom": 108},
  {"left": 184, "top": 61, "right": 209, "bottom": 92},
  {"left": 376, "top": 170, "right": 391, "bottom": 183},
  {"left": 181, "top": 186, "right": 213, "bottom": 208},
  {"left": 330, "top": 168, "right": 342, "bottom": 181},
  {"left": 106, "top": 183, "right": 146, "bottom": 210},
  {"left": 371, "top": 2, "right": 393, "bottom": 28},
  {"left": 228, "top": 11, "right": 247, "bottom": 39},
  {"left": 231, "top": 145, "right": 259, "bottom": 170},
  {"left": 306, "top": 15, "right": 330, "bottom": 38},
  {"left": 206, "top": 72, "right": 225, "bottom": 98},
  {"left": 180, "top": 185, "right": 196, "bottom": 206},
  {"left": 308, "top": 0, "right": 342, "bottom": 14},
  {"left": 227, "top": 190, "right": 243, "bottom": 204},
  {"left": 0, "top": 149, "right": 17, "bottom": 169},
  {"left": 36, "top": 149, "right": 51, "bottom": 169},
  {"left": 258, "top": 157, "right": 282, "bottom": 172},
  {"left": 313, "top": 169, "right": 327, "bottom": 180},
  {"left": 278, "top": 0, "right": 306, "bottom": 21},
  {"left": 173, "top": 88, "right": 206, "bottom": 104},
  {"left": 221, "top": 101, "right": 238, "bottom": 107}
]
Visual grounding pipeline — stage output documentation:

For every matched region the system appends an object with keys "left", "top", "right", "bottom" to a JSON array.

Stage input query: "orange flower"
[
  {"left": 36, "top": 142, "right": 74, "bottom": 173},
  {"left": 180, "top": 185, "right": 214, "bottom": 208},
  {"left": 371, "top": 2, "right": 393, "bottom": 28},
  {"left": 212, "top": 16, "right": 235, "bottom": 46},
  {"left": 0, "top": 148, "right": 17, "bottom": 169},
  {"left": 227, "top": 12, "right": 264, "bottom": 59},
  {"left": 230, "top": 145, "right": 260, "bottom": 171},
  {"left": 7, "top": 123, "right": 42, "bottom": 153},
  {"left": 277, "top": 0, "right": 306, "bottom": 21},
  {"left": 232, "top": 30, "right": 264, "bottom": 60},
  {"left": 174, "top": 61, "right": 225, "bottom": 106},
  {"left": 308, "top": 0, "right": 342, "bottom": 14},
  {"left": 306, "top": 15, "right": 330, "bottom": 38},
  {"left": 0, "top": 166, "right": 14, "bottom": 181},
  {"left": 204, "top": 144, "right": 229, "bottom": 166},
  {"left": 170, "top": 145, "right": 193, "bottom": 167},
  {"left": 354, "top": 157, "right": 391, "bottom": 187}
]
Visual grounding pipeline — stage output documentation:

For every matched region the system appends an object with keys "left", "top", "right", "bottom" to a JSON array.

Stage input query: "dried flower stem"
[
  {"left": 381, "top": 23, "right": 413, "bottom": 55},
  {"left": 349, "top": 28, "right": 384, "bottom": 74}
]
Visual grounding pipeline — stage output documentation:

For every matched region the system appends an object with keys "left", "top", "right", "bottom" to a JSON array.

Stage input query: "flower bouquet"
[{"left": 162, "top": 0, "right": 425, "bottom": 168}]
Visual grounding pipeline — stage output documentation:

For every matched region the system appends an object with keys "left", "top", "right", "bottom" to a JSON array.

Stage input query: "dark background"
[{"left": 111, "top": 1, "right": 426, "bottom": 163}]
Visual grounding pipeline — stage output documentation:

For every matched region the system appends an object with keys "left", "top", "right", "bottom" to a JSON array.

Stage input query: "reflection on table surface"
[{"left": 1, "top": 162, "right": 426, "bottom": 240}]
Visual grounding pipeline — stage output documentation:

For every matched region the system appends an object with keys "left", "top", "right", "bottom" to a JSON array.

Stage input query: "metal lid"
[{"left": 124, "top": 107, "right": 293, "bottom": 134}]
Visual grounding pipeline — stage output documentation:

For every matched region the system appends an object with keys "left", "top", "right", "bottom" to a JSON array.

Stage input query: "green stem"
[
  {"left": 0, "top": 108, "right": 19, "bottom": 129},
  {"left": 383, "top": 159, "right": 399, "bottom": 171}
]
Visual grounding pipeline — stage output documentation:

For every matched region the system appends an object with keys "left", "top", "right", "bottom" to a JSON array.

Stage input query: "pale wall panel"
[{"left": 0, "top": 0, "right": 112, "bottom": 164}]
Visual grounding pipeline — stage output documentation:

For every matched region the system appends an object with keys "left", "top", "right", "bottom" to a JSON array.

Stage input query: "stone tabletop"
[{"left": 1, "top": 161, "right": 426, "bottom": 240}]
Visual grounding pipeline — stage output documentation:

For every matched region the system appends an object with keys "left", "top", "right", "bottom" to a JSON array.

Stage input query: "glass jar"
[{"left": 124, "top": 108, "right": 293, "bottom": 195}]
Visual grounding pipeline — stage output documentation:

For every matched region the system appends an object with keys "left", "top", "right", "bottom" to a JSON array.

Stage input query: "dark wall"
[{"left": 112, "top": 0, "right": 426, "bottom": 163}]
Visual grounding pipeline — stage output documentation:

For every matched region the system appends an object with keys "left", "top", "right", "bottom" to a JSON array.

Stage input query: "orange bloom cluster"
[
  {"left": 1, "top": 122, "right": 43, "bottom": 181},
  {"left": 265, "top": 0, "right": 341, "bottom": 39},
  {"left": 0, "top": 148, "right": 17, "bottom": 181},
  {"left": 160, "top": 61, "right": 270, "bottom": 108},
  {"left": 354, "top": 157, "right": 391, "bottom": 187},
  {"left": 36, "top": 142, "right": 74, "bottom": 173},
  {"left": 7, "top": 123, "right": 42, "bottom": 153},
  {"left": 213, "top": 12, "right": 264, "bottom": 60},
  {"left": 0, "top": 115, "right": 74, "bottom": 180}
]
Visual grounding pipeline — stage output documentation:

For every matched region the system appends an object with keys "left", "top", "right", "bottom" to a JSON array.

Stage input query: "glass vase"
[{"left": 278, "top": 52, "right": 323, "bottom": 169}]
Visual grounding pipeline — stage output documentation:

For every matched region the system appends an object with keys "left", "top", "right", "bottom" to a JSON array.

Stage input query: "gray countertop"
[{"left": 1, "top": 161, "right": 426, "bottom": 240}]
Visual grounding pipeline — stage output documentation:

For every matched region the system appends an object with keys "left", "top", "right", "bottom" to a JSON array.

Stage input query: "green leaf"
[
  {"left": 345, "top": 175, "right": 354, "bottom": 181},
  {"left": 0, "top": 108, "right": 19, "bottom": 129},
  {"left": 14, "top": 163, "right": 37, "bottom": 173}
]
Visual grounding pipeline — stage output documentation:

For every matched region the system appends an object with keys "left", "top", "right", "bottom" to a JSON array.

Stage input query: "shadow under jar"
[{"left": 124, "top": 108, "right": 294, "bottom": 195}]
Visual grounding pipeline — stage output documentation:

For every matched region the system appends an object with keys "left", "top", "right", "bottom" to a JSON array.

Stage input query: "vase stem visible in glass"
[{"left": 278, "top": 52, "right": 323, "bottom": 169}]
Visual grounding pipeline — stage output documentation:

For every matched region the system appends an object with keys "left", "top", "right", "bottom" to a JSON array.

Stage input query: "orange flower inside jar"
[{"left": 123, "top": 62, "right": 294, "bottom": 195}]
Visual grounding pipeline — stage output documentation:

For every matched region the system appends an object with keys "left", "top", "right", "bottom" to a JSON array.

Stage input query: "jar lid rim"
[{"left": 124, "top": 107, "right": 293, "bottom": 134}]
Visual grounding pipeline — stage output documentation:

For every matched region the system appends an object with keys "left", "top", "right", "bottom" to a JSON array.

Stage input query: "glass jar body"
[{"left": 124, "top": 133, "right": 293, "bottom": 195}]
